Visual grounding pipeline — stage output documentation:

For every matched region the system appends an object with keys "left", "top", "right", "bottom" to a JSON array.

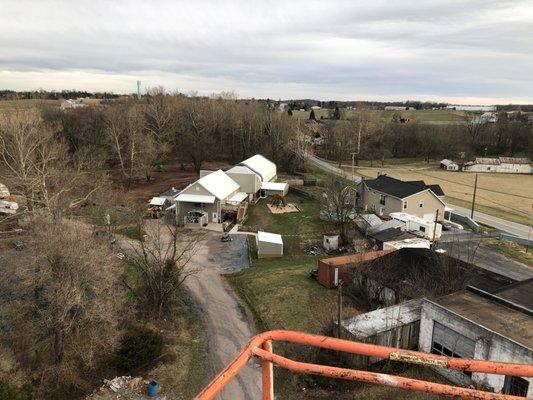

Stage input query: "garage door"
[{"left": 431, "top": 322, "right": 475, "bottom": 359}]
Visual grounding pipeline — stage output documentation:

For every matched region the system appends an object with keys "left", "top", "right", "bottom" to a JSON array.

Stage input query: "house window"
[
  {"left": 420, "top": 226, "right": 426, "bottom": 233},
  {"left": 379, "top": 194, "right": 386, "bottom": 205},
  {"left": 403, "top": 202, "right": 407, "bottom": 209},
  {"left": 504, "top": 376, "right": 529, "bottom": 396},
  {"left": 419, "top": 200, "right": 424, "bottom": 208}
]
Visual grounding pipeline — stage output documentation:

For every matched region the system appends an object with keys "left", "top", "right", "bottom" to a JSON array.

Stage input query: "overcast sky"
[{"left": 1, "top": 0, "right": 532, "bottom": 104}]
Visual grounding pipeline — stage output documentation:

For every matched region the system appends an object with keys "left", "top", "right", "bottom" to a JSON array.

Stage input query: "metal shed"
[{"left": 257, "top": 231, "right": 283, "bottom": 259}]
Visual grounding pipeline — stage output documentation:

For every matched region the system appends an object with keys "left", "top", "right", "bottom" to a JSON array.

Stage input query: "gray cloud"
[{"left": 0, "top": 0, "right": 532, "bottom": 103}]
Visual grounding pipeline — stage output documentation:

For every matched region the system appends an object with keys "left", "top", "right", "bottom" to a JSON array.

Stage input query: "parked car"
[
  {"left": 308, "top": 268, "right": 318, "bottom": 280},
  {"left": 220, "top": 233, "right": 233, "bottom": 242},
  {"left": 441, "top": 221, "right": 453, "bottom": 231}
]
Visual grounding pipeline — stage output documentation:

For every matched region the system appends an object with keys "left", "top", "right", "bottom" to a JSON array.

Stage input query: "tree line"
[{"left": 318, "top": 109, "right": 533, "bottom": 165}]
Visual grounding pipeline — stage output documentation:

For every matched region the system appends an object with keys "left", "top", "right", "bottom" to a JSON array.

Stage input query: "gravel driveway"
[{"left": 185, "top": 232, "right": 261, "bottom": 400}]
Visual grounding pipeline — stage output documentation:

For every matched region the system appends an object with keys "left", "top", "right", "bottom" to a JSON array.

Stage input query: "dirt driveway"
[{"left": 185, "top": 232, "right": 261, "bottom": 400}]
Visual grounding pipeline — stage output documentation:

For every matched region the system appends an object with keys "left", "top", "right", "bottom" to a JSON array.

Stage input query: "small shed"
[
  {"left": 440, "top": 159, "right": 459, "bottom": 171},
  {"left": 257, "top": 231, "right": 283, "bottom": 258},
  {"left": 261, "top": 181, "right": 289, "bottom": 197}
]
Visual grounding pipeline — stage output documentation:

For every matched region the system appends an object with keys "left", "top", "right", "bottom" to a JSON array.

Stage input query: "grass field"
[
  {"left": 342, "top": 159, "right": 533, "bottom": 225},
  {"left": 292, "top": 108, "right": 469, "bottom": 123},
  {"left": 244, "top": 192, "right": 336, "bottom": 255}
]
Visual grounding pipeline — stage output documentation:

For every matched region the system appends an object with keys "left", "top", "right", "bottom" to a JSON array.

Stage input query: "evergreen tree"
[
  {"left": 287, "top": 108, "right": 293, "bottom": 116},
  {"left": 333, "top": 106, "right": 341, "bottom": 120},
  {"left": 309, "top": 109, "right": 316, "bottom": 121}
]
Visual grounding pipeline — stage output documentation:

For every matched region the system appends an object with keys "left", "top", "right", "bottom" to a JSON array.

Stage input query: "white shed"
[
  {"left": 323, "top": 234, "right": 339, "bottom": 251},
  {"left": 257, "top": 231, "right": 283, "bottom": 258}
]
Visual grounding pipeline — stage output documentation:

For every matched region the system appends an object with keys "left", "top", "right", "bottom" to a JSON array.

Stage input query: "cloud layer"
[{"left": 1, "top": 0, "right": 532, "bottom": 103}]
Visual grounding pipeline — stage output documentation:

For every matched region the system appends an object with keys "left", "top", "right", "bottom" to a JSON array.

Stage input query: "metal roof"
[
  {"left": 228, "top": 192, "right": 248, "bottom": 203},
  {"left": 261, "top": 181, "right": 287, "bottom": 191},
  {"left": 238, "top": 154, "right": 277, "bottom": 182},
  {"left": 257, "top": 231, "right": 283, "bottom": 245},
  {"left": 226, "top": 165, "right": 258, "bottom": 175},
  {"left": 149, "top": 197, "right": 167, "bottom": 206},
  {"left": 197, "top": 169, "right": 240, "bottom": 200},
  {"left": 175, "top": 194, "right": 216, "bottom": 204}
]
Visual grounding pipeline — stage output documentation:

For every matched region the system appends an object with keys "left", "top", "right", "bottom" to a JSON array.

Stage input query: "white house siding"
[{"left": 226, "top": 171, "right": 261, "bottom": 194}]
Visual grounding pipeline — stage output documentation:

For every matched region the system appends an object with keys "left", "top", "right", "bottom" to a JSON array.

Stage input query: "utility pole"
[
  {"left": 527, "top": 203, "right": 532, "bottom": 254},
  {"left": 470, "top": 173, "right": 478, "bottom": 219},
  {"left": 432, "top": 209, "right": 439, "bottom": 244},
  {"left": 337, "top": 280, "right": 343, "bottom": 338}
]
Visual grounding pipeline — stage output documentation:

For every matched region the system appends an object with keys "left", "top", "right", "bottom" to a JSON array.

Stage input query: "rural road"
[
  {"left": 304, "top": 152, "right": 532, "bottom": 239},
  {"left": 185, "top": 232, "right": 261, "bottom": 400}
]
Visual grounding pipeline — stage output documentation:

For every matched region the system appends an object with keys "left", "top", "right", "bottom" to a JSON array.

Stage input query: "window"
[
  {"left": 504, "top": 376, "right": 529, "bottom": 396},
  {"left": 431, "top": 322, "right": 475, "bottom": 377},
  {"left": 420, "top": 226, "right": 426, "bottom": 233},
  {"left": 379, "top": 194, "right": 386, "bottom": 205},
  {"left": 419, "top": 200, "right": 424, "bottom": 208},
  {"left": 403, "top": 202, "right": 407, "bottom": 209}
]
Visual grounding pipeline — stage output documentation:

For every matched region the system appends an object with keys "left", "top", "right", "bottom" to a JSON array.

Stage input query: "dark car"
[
  {"left": 308, "top": 268, "right": 318, "bottom": 280},
  {"left": 220, "top": 233, "right": 233, "bottom": 242},
  {"left": 441, "top": 221, "right": 453, "bottom": 231}
]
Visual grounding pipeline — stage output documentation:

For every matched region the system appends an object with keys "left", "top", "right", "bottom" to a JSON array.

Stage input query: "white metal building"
[
  {"left": 440, "top": 159, "right": 459, "bottom": 171},
  {"left": 463, "top": 157, "right": 532, "bottom": 174},
  {"left": 257, "top": 231, "right": 283, "bottom": 258},
  {"left": 238, "top": 154, "right": 277, "bottom": 182},
  {"left": 389, "top": 212, "right": 442, "bottom": 240}
]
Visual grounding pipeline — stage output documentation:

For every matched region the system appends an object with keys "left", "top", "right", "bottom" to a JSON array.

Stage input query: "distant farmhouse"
[
  {"left": 357, "top": 174, "right": 445, "bottom": 221},
  {"left": 384, "top": 105, "right": 409, "bottom": 111},
  {"left": 463, "top": 157, "right": 532, "bottom": 174}
]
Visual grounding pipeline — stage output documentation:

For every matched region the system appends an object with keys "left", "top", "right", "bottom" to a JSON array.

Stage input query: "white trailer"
[{"left": 389, "top": 212, "right": 442, "bottom": 240}]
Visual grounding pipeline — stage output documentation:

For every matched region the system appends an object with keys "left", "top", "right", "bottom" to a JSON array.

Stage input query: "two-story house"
[{"left": 357, "top": 174, "right": 445, "bottom": 221}]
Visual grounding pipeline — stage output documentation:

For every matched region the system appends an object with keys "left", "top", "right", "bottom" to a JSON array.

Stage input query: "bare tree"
[
  {"left": 321, "top": 175, "right": 356, "bottom": 243},
  {"left": 2, "top": 219, "right": 124, "bottom": 397},
  {"left": 127, "top": 220, "right": 204, "bottom": 318}
]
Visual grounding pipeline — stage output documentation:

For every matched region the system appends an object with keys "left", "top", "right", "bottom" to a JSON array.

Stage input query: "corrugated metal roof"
[
  {"left": 175, "top": 194, "right": 216, "bottom": 203},
  {"left": 197, "top": 169, "right": 240, "bottom": 200},
  {"left": 228, "top": 192, "right": 248, "bottom": 203},
  {"left": 238, "top": 154, "right": 277, "bottom": 182},
  {"left": 257, "top": 231, "right": 283, "bottom": 245},
  {"left": 149, "top": 197, "right": 167, "bottom": 206}
]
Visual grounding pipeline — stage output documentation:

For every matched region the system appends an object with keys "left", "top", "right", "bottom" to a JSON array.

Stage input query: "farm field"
[
  {"left": 292, "top": 108, "right": 470, "bottom": 123},
  {"left": 0, "top": 98, "right": 60, "bottom": 110},
  {"left": 342, "top": 160, "right": 533, "bottom": 225}
]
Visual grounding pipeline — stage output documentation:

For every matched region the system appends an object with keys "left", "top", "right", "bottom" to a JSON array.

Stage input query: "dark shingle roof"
[
  {"left": 368, "top": 228, "right": 417, "bottom": 243},
  {"left": 364, "top": 175, "right": 444, "bottom": 199}
]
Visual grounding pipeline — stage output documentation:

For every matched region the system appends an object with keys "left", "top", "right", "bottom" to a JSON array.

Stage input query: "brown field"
[
  {"left": 348, "top": 161, "right": 533, "bottom": 224},
  {"left": 0, "top": 99, "right": 60, "bottom": 110}
]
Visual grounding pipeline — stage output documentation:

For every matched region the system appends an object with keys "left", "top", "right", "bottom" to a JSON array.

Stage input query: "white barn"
[{"left": 463, "top": 157, "right": 532, "bottom": 174}]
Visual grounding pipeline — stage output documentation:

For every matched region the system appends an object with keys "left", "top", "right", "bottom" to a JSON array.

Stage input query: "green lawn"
[{"left": 245, "top": 192, "right": 336, "bottom": 255}]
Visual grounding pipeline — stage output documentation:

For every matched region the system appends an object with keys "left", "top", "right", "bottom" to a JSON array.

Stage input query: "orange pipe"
[
  {"left": 252, "top": 347, "right": 525, "bottom": 400},
  {"left": 261, "top": 340, "right": 274, "bottom": 400},
  {"left": 195, "top": 330, "right": 533, "bottom": 400}
]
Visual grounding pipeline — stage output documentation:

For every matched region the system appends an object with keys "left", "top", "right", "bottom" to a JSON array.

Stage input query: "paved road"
[
  {"left": 450, "top": 204, "right": 532, "bottom": 239},
  {"left": 185, "top": 232, "right": 261, "bottom": 400},
  {"left": 305, "top": 152, "right": 532, "bottom": 239}
]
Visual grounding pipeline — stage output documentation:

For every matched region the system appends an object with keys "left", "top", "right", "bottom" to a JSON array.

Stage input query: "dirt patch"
[
  {"left": 127, "top": 161, "right": 232, "bottom": 201},
  {"left": 267, "top": 203, "right": 300, "bottom": 214}
]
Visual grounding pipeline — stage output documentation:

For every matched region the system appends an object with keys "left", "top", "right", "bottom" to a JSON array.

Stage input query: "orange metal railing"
[{"left": 195, "top": 330, "right": 533, "bottom": 400}]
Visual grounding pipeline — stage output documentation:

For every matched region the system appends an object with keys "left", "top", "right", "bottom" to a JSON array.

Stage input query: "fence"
[
  {"left": 501, "top": 233, "right": 533, "bottom": 248},
  {"left": 194, "top": 330, "right": 533, "bottom": 400},
  {"left": 451, "top": 212, "right": 481, "bottom": 232}
]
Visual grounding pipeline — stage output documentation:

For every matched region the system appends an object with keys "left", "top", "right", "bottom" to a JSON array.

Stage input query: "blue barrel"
[{"left": 148, "top": 380, "right": 159, "bottom": 397}]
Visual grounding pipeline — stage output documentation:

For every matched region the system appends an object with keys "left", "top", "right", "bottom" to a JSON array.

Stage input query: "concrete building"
[
  {"left": 257, "top": 231, "right": 283, "bottom": 258},
  {"left": 419, "top": 280, "right": 533, "bottom": 396},
  {"left": 462, "top": 157, "right": 532, "bottom": 174},
  {"left": 357, "top": 175, "right": 445, "bottom": 221}
]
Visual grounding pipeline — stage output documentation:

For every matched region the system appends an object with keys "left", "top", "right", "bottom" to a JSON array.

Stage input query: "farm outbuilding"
[
  {"left": 257, "top": 231, "right": 283, "bottom": 258},
  {"left": 462, "top": 157, "right": 532, "bottom": 174},
  {"left": 261, "top": 181, "right": 288, "bottom": 197},
  {"left": 440, "top": 159, "right": 459, "bottom": 171}
]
